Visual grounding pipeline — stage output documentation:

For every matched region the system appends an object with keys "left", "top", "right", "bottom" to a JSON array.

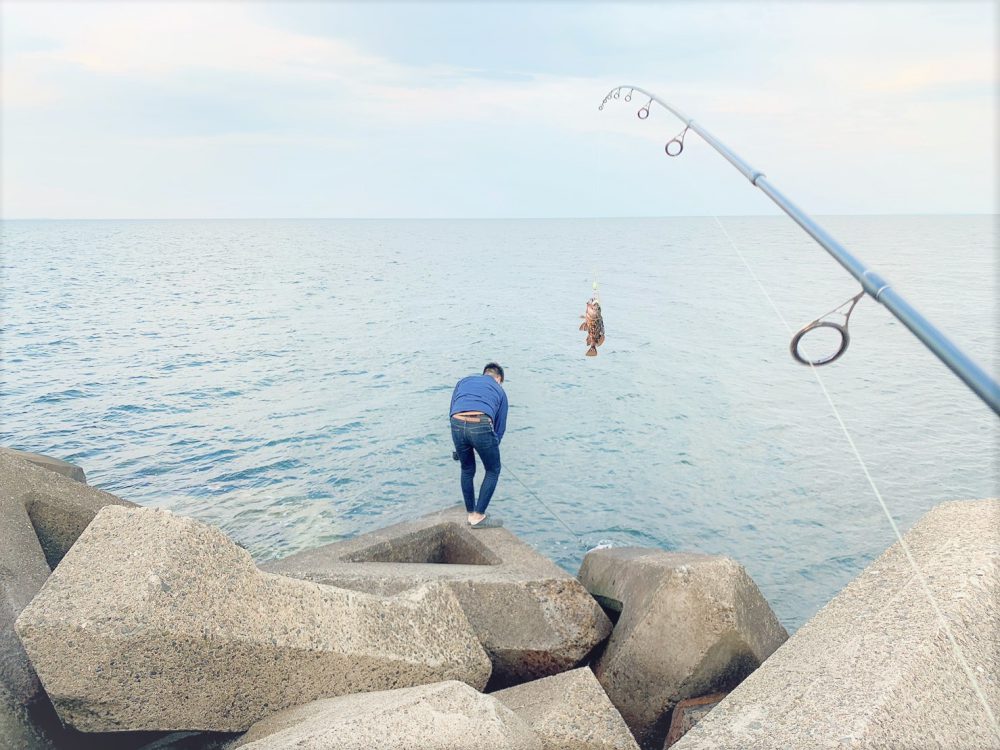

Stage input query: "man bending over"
[{"left": 449, "top": 362, "right": 508, "bottom": 528}]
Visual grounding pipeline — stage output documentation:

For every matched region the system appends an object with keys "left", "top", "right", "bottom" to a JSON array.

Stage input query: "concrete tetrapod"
[
  {"left": 15, "top": 506, "right": 492, "bottom": 733},
  {"left": 233, "top": 681, "right": 544, "bottom": 750},
  {"left": 494, "top": 667, "right": 641, "bottom": 750},
  {"left": 0, "top": 447, "right": 87, "bottom": 485},
  {"left": 0, "top": 450, "right": 134, "bottom": 749},
  {"left": 670, "top": 499, "right": 1000, "bottom": 750},
  {"left": 266, "top": 506, "right": 612, "bottom": 687},
  {"left": 0, "top": 449, "right": 128, "bottom": 571},
  {"left": 579, "top": 549, "right": 787, "bottom": 750}
]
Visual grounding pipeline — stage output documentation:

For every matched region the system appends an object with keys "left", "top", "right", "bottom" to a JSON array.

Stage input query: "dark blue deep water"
[{"left": 1, "top": 216, "right": 995, "bottom": 631}]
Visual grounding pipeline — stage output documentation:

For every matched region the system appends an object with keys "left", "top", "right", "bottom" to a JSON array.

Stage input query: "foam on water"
[{"left": 1, "top": 216, "right": 995, "bottom": 631}]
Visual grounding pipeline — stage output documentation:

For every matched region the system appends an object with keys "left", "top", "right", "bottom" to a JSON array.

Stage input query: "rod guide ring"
[{"left": 790, "top": 321, "right": 850, "bottom": 366}]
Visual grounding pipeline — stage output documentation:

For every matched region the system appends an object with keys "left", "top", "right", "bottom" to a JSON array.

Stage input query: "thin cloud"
[
  {"left": 4, "top": 2, "right": 403, "bottom": 106},
  {"left": 854, "top": 53, "right": 995, "bottom": 95},
  {"left": 1, "top": 1, "right": 994, "bottom": 218}
]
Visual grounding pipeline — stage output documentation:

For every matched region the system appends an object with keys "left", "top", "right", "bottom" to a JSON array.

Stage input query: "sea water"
[{"left": 1, "top": 215, "right": 995, "bottom": 631}]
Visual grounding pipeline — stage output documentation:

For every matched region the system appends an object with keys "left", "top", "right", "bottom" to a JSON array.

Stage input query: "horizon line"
[{"left": 2, "top": 211, "right": 996, "bottom": 222}]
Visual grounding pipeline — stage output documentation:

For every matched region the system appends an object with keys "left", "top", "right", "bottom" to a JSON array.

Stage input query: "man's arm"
[{"left": 494, "top": 391, "right": 508, "bottom": 443}]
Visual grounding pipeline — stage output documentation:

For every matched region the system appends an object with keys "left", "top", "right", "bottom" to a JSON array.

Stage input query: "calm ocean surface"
[{"left": 1, "top": 216, "right": 996, "bottom": 631}]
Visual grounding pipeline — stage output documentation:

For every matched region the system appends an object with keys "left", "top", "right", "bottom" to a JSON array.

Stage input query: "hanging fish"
[{"left": 579, "top": 297, "right": 606, "bottom": 356}]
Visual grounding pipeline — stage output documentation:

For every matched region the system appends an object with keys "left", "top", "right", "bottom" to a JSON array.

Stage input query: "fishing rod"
[{"left": 601, "top": 85, "right": 999, "bottom": 416}]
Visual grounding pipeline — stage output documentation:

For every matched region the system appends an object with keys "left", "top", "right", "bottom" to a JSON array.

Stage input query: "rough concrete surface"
[
  {"left": 133, "top": 732, "right": 236, "bottom": 750},
  {"left": 494, "top": 667, "right": 640, "bottom": 750},
  {"left": 0, "top": 450, "right": 134, "bottom": 749},
  {"left": 266, "top": 506, "right": 612, "bottom": 687},
  {"left": 671, "top": 499, "right": 1000, "bottom": 750},
  {"left": 0, "top": 449, "right": 133, "bottom": 570},
  {"left": 233, "top": 680, "right": 543, "bottom": 750},
  {"left": 0, "top": 682, "right": 52, "bottom": 750},
  {"left": 15, "top": 506, "right": 492, "bottom": 733},
  {"left": 0, "top": 447, "right": 86, "bottom": 485},
  {"left": 579, "top": 548, "right": 787, "bottom": 749}
]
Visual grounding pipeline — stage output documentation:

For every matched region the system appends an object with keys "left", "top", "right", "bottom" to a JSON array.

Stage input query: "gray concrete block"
[
  {"left": 133, "top": 732, "right": 236, "bottom": 750},
  {"left": 1, "top": 450, "right": 133, "bottom": 748},
  {"left": 0, "top": 494, "right": 49, "bottom": 710},
  {"left": 670, "top": 499, "right": 1000, "bottom": 750},
  {"left": 0, "top": 682, "right": 54, "bottom": 750},
  {"left": 0, "top": 450, "right": 133, "bottom": 570},
  {"left": 494, "top": 667, "right": 640, "bottom": 750},
  {"left": 232, "top": 680, "right": 543, "bottom": 750},
  {"left": 0, "top": 448, "right": 86, "bottom": 485},
  {"left": 15, "top": 506, "right": 492, "bottom": 732},
  {"left": 579, "top": 549, "right": 787, "bottom": 749},
  {"left": 0, "top": 697, "right": 170, "bottom": 750},
  {"left": 265, "top": 506, "right": 612, "bottom": 687}
]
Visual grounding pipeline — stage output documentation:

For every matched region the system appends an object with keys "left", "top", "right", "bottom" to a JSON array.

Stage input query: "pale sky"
[{"left": 1, "top": 1, "right": 995, "bottom": 219}]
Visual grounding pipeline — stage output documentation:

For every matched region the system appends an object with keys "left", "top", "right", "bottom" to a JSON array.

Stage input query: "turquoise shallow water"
[{"left": 1, "top": 216, "right": 996, "bottom": 631}]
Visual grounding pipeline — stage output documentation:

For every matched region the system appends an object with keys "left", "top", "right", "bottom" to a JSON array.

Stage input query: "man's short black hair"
[{"left": 483, "top": 362, "right": 504, "bottom": 383}]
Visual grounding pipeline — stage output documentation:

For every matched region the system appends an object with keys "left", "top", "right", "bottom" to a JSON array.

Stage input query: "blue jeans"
[{"left": 450, "top": 415, "right": 501, "bottom": 514}]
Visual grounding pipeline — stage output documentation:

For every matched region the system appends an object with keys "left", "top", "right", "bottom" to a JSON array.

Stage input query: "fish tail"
[{"left": 586, "top": 346, "right": 598, "bottom": 356}]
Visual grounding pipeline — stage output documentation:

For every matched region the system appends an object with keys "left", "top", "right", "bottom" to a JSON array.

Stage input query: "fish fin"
[
  {"left": 597, "top": 335, "right": 606, "bottom": 346},
  {"left": 586, "top": 346, "right": 598, "bottom": 356},
  {"left": 579, "top": 322, "right": 587, "bottom": 331}
]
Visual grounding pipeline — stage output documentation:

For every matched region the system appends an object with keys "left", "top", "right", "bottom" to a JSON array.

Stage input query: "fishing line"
[
  {"left": 504, "top": 279, "right": 604, "bottom": 549},
  {"left": 503, "top": 464, "right": 590, "bottom": 550},
  {"left": 713, "top": 216, "right": 999, "bottom": 733},
  {"left": 600, "top": 84, "right": 996, "bottom": 727},
  {"left": 601, "top": 85, "right": 999, "bottom": 415}
]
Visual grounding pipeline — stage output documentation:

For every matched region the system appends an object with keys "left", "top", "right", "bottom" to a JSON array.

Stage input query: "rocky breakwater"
[
  {"left": 230, "top": 681, "right": 544, "bottom": 750},
  {"left": 579, "top": 549, "right": 788, "bottom": 749},
  {"left": 669, "top": 498, "right": 1000, "bottom": 750},
  {"left": 264, "top": 506, "right": 614, "bottom": 688},
  {"left": 4, "top": 449, "right": 796, "bottom": 750},
  {"left": 0, "top": 449, "right": 135, "bottom": 750},
  {"left": 15, "top": 505, "right": 491, "bottom": 732}
]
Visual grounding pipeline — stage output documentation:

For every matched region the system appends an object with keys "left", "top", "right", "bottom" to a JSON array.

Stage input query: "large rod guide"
[{"left": 603, "top": 85, "right": 999, "bottom": 416}]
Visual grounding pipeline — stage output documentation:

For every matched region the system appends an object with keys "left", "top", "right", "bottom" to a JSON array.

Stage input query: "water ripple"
[{"left": 1, "top": 216, "right": 995, "bottom": 632}]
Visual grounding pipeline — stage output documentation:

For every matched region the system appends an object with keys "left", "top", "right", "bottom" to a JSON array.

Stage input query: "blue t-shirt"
[{"left": 450, "top": 375, "right": 509, "bottom": 443}]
